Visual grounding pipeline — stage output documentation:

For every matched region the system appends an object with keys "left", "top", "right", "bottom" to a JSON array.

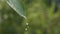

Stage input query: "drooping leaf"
[{"left": 6, "top": 0, "right": 26, "bottom": 19}]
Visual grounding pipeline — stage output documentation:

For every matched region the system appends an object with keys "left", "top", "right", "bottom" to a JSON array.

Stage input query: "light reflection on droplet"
[
  {"left": 25, "top": 28, "right": 28, "bottom": 31},
  {"left": 25, "top": 23, "right": 29, "bottom": 31},
  {"left": 26, "top": 23, "right": 29, "bottom": 26}
]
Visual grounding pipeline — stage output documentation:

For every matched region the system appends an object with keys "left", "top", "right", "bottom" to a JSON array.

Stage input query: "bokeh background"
[{"left": 0, "top": 0, "right": 60, "bottom": 34}]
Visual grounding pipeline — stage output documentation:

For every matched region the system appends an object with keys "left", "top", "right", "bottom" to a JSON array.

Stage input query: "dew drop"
[
  {"left": 25, "top": 28, "right": 28, "bottom": 31},
  {"left": 25, "top": 23, "right": 29, "bottom": 31},
  {"left": 26, "top": 23, "right": 29, "bottom": 26}
]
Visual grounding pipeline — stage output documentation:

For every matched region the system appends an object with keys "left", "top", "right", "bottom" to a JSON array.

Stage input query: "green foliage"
[{"left": 0, "top": 0, "right": 60, "bottom": 34}]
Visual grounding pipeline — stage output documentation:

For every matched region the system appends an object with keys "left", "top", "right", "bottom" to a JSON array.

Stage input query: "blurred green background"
[{"left": 0, "top": 0, "right": 60, "bottom": 34}]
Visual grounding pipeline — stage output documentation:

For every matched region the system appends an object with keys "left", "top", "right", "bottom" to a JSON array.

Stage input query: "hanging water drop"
[
  {"left": 25, "top": 22, "right": 29, "bottom": 31},
  {"left": 25, "top": 28, "right": 28, "bottom": 31},
  {"left": 26, "top": 22, "right": 29, "bottom": 26}
]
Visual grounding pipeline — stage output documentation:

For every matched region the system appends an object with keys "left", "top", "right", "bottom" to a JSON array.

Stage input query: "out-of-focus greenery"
[{"left": 0, "top": 0, "right": 60, "bottom": 34}]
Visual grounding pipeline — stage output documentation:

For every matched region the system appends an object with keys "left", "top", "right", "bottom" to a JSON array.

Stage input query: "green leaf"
[{"left": 6, "top": 0, "right": 26, "bottom": 19}]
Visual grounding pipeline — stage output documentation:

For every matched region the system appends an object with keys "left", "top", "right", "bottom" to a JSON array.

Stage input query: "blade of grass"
[{"left": 6, "top": 0, "right": 26, "bottom": 19}]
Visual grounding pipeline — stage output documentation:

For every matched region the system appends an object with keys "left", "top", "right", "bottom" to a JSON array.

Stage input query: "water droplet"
[
  {"left": 27, "top": 26, "right": 29, "bottom": 28},
  {"left": 26, "top": 23, "right": 29, "bottom": 25},
  {"left": 25, "top": 22, "right": 29, "bottom": 31},
  {"left": 25, "top": 28, "right": 28, "bottom": 31}
]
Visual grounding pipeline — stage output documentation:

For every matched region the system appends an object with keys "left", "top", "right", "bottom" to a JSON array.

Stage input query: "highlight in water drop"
[
  {"left": 26, "top": 23, "right": 29, "bottom": 26},
  {"left": 25, "top": 28, "right": 28, "bottom": 31}
]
